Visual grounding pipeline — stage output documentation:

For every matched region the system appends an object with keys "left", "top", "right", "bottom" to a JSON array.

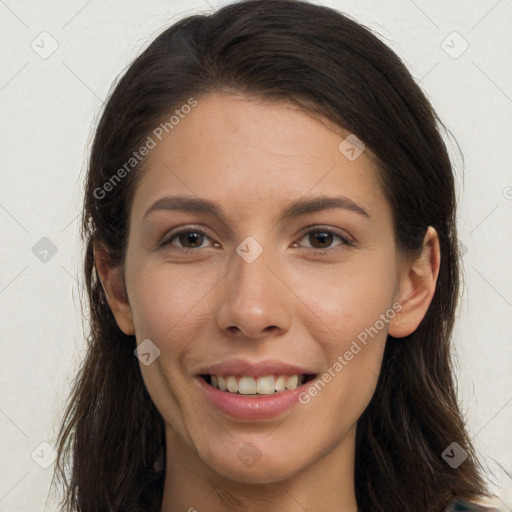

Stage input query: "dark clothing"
[{"left": 445, "top": 498, "right": 500, "bottom": 511}]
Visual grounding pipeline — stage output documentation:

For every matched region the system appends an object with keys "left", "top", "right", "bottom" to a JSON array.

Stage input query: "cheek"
[
  {"left": 298, "top": 255, "right": 395, "bottom": 413},
  {"left": 127, "top": 260, "right": 219, "bottom": 343},
  {"left": 303, "top": 252, "right": 396, "bottom": 347},
  {"left": 126, "top": 262, "right": 218, "bottom": 439}
]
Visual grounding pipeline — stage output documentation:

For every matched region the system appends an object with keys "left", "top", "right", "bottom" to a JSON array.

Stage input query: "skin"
[{"left": 95, "top": 92, "right": 440, "bottom": 512}]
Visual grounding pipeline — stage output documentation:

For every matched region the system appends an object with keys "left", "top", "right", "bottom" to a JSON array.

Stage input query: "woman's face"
[{"left": 114, "top": 93, "right": 409, "bottom": 483}]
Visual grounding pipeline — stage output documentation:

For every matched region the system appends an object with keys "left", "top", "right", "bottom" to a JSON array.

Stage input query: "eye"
[
  {"left": 295, "top": 227, "right": 354, "bottom": 252},
  {"left": 159, "top": 227, "right": 218, "bottom": 251}
]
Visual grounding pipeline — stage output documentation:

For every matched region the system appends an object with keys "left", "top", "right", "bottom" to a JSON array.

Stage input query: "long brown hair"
[{"left": 51, "top": 1, "right": 493, "bottom": 510}]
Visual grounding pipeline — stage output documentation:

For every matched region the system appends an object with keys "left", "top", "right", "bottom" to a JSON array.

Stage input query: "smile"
[
  {"left": 200, "top": 373, "right": 316, "bottom": 395},
  {"left": 197, "top": 373, "right": 318, "bottom": 420}
]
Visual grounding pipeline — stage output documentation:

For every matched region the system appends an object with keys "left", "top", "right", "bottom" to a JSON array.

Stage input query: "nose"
[{"left": 216, "top": 238, "right": 293, "bottom": 340}]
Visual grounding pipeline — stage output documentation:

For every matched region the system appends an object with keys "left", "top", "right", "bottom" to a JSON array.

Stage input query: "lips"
[
  {"left": 197, "top": 358, "right": 316, "bottom": 379},
  {"left": 195, "top": 358, "right": 318, "bottom": 419}
]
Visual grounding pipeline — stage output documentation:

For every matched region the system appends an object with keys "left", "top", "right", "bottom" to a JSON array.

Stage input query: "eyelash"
[{"left": 159, "top": 225, "right": 355, "bottom": 254}]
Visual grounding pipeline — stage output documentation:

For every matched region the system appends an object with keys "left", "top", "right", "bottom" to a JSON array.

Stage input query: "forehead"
[{"left": 130, "top": 92, "right": 387, "bottom": 223}]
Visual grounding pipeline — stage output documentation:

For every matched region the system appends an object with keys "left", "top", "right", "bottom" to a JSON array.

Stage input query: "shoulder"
[{"left": 445, "top": 497, "right": 502, "bottom": 511}]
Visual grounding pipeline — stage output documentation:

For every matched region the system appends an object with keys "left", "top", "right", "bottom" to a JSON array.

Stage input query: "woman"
[{"left": 50, "top": 0, "right": 501, "bottom": 510}]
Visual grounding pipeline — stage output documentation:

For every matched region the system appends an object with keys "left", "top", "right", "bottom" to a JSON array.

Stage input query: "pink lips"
[
  {"left": 196, "top": 358, "right": 317, "bottom": 420},
  {"left": 198, "top": 358, "right": 315, "bottom": 379}
]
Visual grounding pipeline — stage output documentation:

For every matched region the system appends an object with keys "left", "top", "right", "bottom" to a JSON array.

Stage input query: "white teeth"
[
  {"left": 226, "top": 376, "right": 238, "bottom": 393},
  {"left": 256, "top": 375, "right": 275, "bottom": 395},
  {"left": 275, "top": 375, "right": 286, "bottom": 392},
  {"left": 207, "top": 374, "right": 306, "bottom": 394},
  {"left": 238, "top": 376, "right": 257, "bottom": 395},
  {"left": 285, "top": 374, "right": 299, "bottom": 390}
]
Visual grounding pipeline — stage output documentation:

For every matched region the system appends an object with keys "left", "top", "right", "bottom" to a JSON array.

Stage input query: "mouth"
[{"left": 199, "top": 373, "right": 317, "bottom": 395}]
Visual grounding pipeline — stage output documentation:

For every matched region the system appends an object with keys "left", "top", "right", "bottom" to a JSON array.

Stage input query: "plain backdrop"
[{"left": 0, "top": 0, "right": 511, "bottom": 510}]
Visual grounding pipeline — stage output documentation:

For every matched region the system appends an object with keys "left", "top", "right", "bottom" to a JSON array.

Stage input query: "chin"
[{"left": 203, "top": 446, "right": 307, "bottom": 485}]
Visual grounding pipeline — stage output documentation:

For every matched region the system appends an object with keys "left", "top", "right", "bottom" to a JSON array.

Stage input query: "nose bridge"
[
  {"left": 230, "top": 233, "right": 278, "bottom": 304},
  {"left": 216, "top": 233, "right": 292, "bottom": 338}
]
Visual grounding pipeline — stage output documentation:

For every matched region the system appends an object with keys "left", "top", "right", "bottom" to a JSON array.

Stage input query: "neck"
[{"left": 160, "top": 425, "right": 359, "bottom": 512}]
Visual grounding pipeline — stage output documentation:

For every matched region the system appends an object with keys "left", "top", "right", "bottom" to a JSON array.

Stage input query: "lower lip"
[{"left": 197, "top": 377, "right": 313, "bottom": 420}]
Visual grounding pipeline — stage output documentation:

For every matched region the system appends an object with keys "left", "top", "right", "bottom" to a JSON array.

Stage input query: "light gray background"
[{"left": 0, "top": 0, "right": 511, "bottom": 510}]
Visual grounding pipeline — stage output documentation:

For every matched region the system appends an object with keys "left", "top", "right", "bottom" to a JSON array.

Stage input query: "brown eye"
[
  {"left": 160, "top": 228, "right": 212, "bottom": 250},
  {"left": 297, "top": 227, "right": 353, "bottom": 252},
  {"left": 309, "top": 231, "right": 334, "bottom": 249},
  {"left": 176, "top": 232, "right": 205, "bottom": 248}
]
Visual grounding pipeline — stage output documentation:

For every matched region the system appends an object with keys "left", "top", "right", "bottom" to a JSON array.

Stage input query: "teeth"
[
  {"left": 226, "top": 376, "right": 238, "bottom": 393},
  {"left": 285, "top": 374, "right": 299, "bottom": 390},
  {"left": 256, "top": 375, "right": 275, "bottom": 395},
  {"left": 275, "top": 375, "right": 286, "bottom": 392},
  {"left": 239, "top": 376, "right": 257, "bottom": 395},
  {"left": 207, "top": 374, "right": 306, "bottom": 394}
]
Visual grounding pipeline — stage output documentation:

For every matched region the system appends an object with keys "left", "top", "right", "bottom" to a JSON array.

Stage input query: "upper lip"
[{"left": 197, "top": 358, "right": 317, "bottom": 379}]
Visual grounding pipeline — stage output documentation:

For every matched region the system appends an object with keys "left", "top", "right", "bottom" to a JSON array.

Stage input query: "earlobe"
[
  {"left": 93, "top": 243, "right": 135, "bottom": 336},
  {"left": 388, "top": 226, "right": 441, "bottom": 339}
]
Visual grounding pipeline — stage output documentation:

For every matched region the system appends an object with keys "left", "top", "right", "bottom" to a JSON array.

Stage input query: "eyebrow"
[{"left": 143, "top": 194, "right": 370, "bottom": 223}]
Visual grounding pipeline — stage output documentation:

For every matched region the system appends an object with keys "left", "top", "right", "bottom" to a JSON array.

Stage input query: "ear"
[
  {"left": 93, "top": 243, "right": 135, "bottom": 336},
  {"left": 388, "top": 226, "right": 441, "bottom": 338}
]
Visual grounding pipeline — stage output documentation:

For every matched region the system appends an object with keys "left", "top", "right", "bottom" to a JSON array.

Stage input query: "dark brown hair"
[{"left": 51, "top": 1, "right": 493, "bottom": 510}]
